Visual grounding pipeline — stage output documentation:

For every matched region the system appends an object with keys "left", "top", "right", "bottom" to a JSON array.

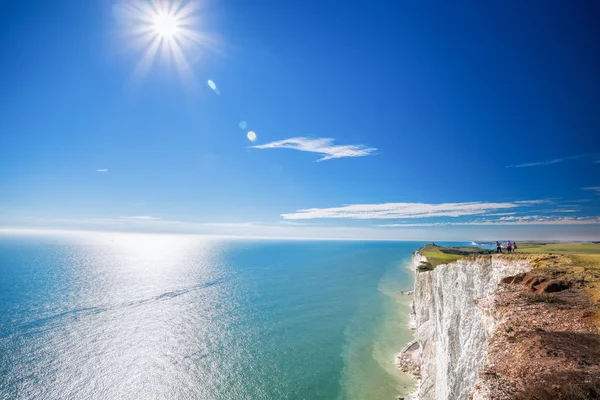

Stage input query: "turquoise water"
[{"left": 0, "top": 232, "right": 421, "bottom": 399}]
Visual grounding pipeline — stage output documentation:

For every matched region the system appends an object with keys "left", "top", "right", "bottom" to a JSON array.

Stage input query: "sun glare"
[
  {"left": 152, "top": 12, "right": 179, "bottom": 38},
  {"left": 117, "top": 0, "right": 216, "bottom": 84}
]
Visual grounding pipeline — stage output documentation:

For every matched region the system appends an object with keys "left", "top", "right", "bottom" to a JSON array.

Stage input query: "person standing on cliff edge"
[{"left": 496, "top": 241, "right": 502, "bottom": 253}]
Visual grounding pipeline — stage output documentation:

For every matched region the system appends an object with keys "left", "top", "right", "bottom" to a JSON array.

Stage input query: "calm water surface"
[{"left": 0, "top": 232, "right": 421, "bottom": 399}]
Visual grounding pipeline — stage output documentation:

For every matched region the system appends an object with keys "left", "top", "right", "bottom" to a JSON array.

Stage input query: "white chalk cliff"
[{"left": 397, "top": 251, "right": 530, "bottom": 400}]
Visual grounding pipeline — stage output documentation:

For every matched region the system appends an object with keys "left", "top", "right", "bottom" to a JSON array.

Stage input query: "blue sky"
[{"left": 1, "top": 0, "right": 599, "bottom": 240}]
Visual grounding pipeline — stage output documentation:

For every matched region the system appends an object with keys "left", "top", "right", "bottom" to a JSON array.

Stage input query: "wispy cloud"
[
  {"left": 5, "top": 214, "right": 600, "bottom": 241},
  {"left": 513, "top": 200, "right": 550, "bottom": 205},
  {"left": 119, "top": 216, "right": 162, "bottom": 220},
  {"left": 250, "top": 137, "right": 376, "bottom": 161},
  {"left": 582, "top": 186, "right": 600, "bottom": 195},
  {"left": 279, "top": 221, "right": 314, "bottom": 226},
  {"left": 95, "top": 169, "right": 108, "bottom": 172},
  {"left": 281, "top": 201, "right": 545, "bottom": 220},
  {"left": 485, "top": 212, "right": 518, "bottom": 216},
  {"left": 199, "top": 222, "right": 258, "bottom": 227},
  {"left": 506, "top": 153, "right": 597, "bottom": 168},
  {"left": 378, "top": 216, "right": 600, "bottom": 227}
]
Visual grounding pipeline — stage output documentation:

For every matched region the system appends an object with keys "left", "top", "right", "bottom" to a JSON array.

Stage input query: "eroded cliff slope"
[{"left": 398, "top": 247, "right": 600, "bottom": 400}]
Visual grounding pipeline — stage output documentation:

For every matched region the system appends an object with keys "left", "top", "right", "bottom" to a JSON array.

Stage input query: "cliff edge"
[{"left": 397, "top": 245, "right": 600, "bottom": 400}]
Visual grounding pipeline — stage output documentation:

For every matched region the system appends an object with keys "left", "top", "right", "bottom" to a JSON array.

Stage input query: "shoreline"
[
  {"left": 384, "top": 256, "right": 419, "bottom": 398},
  {"left": 393, "top": 250, "right": 421, "bottom": 399},
  {"left": 338, "top": 251, "right": 419, "bottom": 400}
]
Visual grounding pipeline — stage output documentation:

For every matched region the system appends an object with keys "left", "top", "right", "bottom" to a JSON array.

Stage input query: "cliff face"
[{"left": 402, "top": 251, "right": 530, "bottom": 400}]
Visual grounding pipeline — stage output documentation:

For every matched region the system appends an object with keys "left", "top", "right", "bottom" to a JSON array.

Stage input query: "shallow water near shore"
[{"left": 1, "top": 232, "right": 421, "bottom": 399}]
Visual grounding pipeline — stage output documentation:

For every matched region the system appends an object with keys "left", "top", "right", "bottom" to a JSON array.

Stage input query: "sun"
[
  {"left": 117, "top": 0, "right": 216, "bottom": 83},
  {"left": 152, "top": 12, "right": 180, "bottom": 38}
]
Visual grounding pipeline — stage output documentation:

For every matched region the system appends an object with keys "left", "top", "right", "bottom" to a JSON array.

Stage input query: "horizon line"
[{"left": 1, "top": 227, "right": 598, "bottom": 243}]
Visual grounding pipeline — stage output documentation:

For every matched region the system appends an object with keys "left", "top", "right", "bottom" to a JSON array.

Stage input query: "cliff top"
[
  {"left": 497, "top": 251, "right": 600, "bottom": 314},
  {"left": 515, "top": 242, "right": 600, "bottom": 255},
  {"left": 418, "top": 242, "right": 600, "bottom": 269},
  {"left": 493, "top": 242, "right": 600, "bottom": 303},
  {"left": 417, "top": 242, "right": 600, "bottom": 307},
  {"left": 417, "top": 244, "right": 490, "bottom": 270}
]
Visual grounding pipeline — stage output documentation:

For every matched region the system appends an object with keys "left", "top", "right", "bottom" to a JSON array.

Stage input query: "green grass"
[
  {"left": 419, "top": 244, "right": 490, "bottom": 268},
  {"left": 516, "top": 242, "right": 600, "bottom": 255}
]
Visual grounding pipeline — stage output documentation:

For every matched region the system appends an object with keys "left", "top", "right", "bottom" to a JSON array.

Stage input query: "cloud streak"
[
  {"left": 583, "top": 186, "right": 600, "bottom": 195},
  {"left": 95, "top": 169, "right": 108, "bottom": 172},
  {"left": 506, "top": 153, "right": 597, "bottom": 168},
  {"left": 119, "top": 216, "right": 162, "bottom": 220},
  {"left": 513, "top": 200, "right": 550, "bottom": 205},
  {"left": 5, "top": 214, "right": 600, "bottom": 241},
  {"left": 280, "top": 201, "right": 544, "bottom": 220},
  {"left": 378, "top": 215, "right": 600, "bottom": 227},
  {"left": 251, "top": 137, "right": 376, "bottom": 161}
]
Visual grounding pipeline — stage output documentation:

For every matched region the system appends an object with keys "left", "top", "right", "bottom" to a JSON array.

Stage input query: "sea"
[{"left": 0, "top": 231, "right": 433, "bottom": 400}]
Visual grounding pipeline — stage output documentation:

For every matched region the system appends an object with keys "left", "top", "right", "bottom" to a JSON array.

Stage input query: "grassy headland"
[
  {"left": 418, "top": 242, "right": 600, "bottom": 324},
  {"left": 511, "top": 243, "right": 600, "bottom": 307},
  {"left": 418, "top": 244, "right": 491, "bottom": 270},
  {"left": 515, "top": 242, "right": 600, "bottom": 255}
]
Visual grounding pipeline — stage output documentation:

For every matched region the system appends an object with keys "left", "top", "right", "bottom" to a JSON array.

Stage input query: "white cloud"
[
  {"left": 506, "top": 153, "right": 597, "bottom": 168},
  {"left": 280, "top": 201, "right": 543, "bottom": 220},
  {"left": 378, "top": 215, "right": 600, "bottom": 227},
  {"left": 506, "top": 158, "right": 571, "bottom": 168},
  {"left": 119, "top": 216, "right": 162, "bottom": 220},
  {"left": 485, "top": 212, "right": 518, "bottom": 216},
  {"left": 583, "top": 186, "right": 600, "bottom": 195},
  {"left": 279, "top": 221, "right": 314, "bottom": 226},
  {"left": 513, "top": 200, "right": 550, "bottom": 205},
  {"left": 199, "top": 222, "right": 258, "bottom": 227},
  {"left": 95, "top": 169, "right": 108, "bottom": 172},
  {"left": 250, "top": 137, "right": 376, "bottom": 161}
]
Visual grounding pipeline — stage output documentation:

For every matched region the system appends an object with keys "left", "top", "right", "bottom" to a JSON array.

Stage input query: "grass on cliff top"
[
  {"left": 516, "top": 242, "right": 600, "bottom": 255},
  {"left": 419, "top": 244, "right": 491, "bottom": 268},
  {"left": 418, "top": 242, "right": 600, "bottom": 271},
  {"left": 498, "top": 244, "right": 600, "bottom": 323},
  {"left": 512, "top": 243, "right": 600, "bottom": 300},
  {"left": 505, "top": 251, "right": 600, "bottom": 304}
]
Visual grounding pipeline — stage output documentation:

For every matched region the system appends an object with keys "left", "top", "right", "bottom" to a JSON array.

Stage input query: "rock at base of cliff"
[{"left": 395, "top": 340, "right": 421, "bottom": 377}]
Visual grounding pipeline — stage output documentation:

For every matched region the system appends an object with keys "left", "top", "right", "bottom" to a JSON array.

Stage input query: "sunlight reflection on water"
[{"left": 3, "top": 233, "right": 240, "bottom": 399}]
